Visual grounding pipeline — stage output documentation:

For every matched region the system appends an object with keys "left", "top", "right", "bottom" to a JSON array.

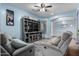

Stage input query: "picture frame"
[{"left": 6, "top": 9, "right": 14, "bottom": 26}]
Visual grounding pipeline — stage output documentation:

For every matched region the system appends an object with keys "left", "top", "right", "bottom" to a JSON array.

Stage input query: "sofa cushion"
[
  {"left": 4, "top": 41, "right": 15, "bottom": 55},
  {"left": 57, "top": 40, "right": 64, "bottom": 48},
  {"left": 48, "top": 36, "right": 61, "bottom": 46},
  {"left": 58, "top": 32, "right": 72, "bottom": 48},
  {"left": 61, "top": 32, "right": 71, "bottom": 41},
  {"left": 11, "top": 39, "right": 27, "bottom": 49}
]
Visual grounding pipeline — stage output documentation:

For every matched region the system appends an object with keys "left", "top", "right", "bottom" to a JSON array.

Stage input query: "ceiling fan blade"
[
  {"left": 45, "top": 5, "right": 52, "bottom": 8},
  {"left": 34, "top": 5, "right": 41, "bottom": 8},
  {"left": 32, "top": 9, "right": 40, "bottom": 11}
]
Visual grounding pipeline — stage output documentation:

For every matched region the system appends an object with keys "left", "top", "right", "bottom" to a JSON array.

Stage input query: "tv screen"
[{"left": 33, "top": 23, "right": 38, "bottom": 31}]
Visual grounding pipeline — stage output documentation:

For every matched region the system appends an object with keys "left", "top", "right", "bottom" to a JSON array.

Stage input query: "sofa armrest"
[
  {"left": 41, "top": 44, "right": 63, "bottom": 54},
  {"left": 48, "top": 45, "right": 62, "bottom": 53},
  {"left": 12, "top": 44, "right": 34, "bottom": 56}
]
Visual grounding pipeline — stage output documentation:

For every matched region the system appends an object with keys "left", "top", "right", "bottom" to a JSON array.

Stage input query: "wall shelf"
[{"left": 21, "top": 17, "right": 42, "bottom": 43}]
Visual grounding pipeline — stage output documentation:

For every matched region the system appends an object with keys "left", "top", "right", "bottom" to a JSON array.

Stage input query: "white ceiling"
[{"left": 6, "top": 3, "right": 78, "bottom": 18}]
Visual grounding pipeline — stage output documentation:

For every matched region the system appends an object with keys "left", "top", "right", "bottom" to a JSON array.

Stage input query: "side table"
[{"left": 67, "top": 39, "right": 79, "bottom": 56}]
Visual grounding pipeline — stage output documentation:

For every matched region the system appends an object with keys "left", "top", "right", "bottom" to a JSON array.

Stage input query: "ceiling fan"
[{"left": 32, "top": 3, "right": 52, "bottom": 12}]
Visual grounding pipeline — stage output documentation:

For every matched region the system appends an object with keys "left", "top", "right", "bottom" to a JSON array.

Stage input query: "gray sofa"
[
  {"left": 34, "top": 31, "right": 72, "bottom": 56},
  {"left": 0, "top": 33, "right": 35, "bottom": 56}
]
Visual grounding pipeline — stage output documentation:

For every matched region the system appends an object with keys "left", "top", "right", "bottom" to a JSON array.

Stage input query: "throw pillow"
[{"left": 11, "top": 39, "right": 27, "bottom": 49}]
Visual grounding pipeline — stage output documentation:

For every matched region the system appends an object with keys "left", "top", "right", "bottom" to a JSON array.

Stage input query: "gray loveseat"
[{"left": 0, "top": 33, "right": 35, "bottom": 56}]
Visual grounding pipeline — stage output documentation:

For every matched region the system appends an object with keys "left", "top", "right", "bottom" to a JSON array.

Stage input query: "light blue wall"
[
  {"left": 0, "top": 3, "right": 78, "bottom": 39},
  {"left": 0, "top": 4, "right": 37, "bottom": 39},
  {"left": 0, "top": 4, "right": 2, "bottom": 32}
]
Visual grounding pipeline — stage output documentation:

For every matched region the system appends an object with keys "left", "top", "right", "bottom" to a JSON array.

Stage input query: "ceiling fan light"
[
  {"left": 40, "top": 8, "right": 45, "bottom": 12},
  {"left": 33, "top": 3, "right": 53, "bottom": 12},
  {"left": 42, "top": 8, "right": 45, "bottom": 11}
]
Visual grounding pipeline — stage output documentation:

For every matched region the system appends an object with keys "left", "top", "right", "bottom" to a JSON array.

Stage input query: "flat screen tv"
[{"left": 33, "top": 23, "right": 39, "bottom": 31}]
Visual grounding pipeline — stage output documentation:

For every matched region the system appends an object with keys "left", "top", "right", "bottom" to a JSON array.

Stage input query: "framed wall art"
[{"left": 6, "top": 9, "right": 14, "bottom": 26}]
